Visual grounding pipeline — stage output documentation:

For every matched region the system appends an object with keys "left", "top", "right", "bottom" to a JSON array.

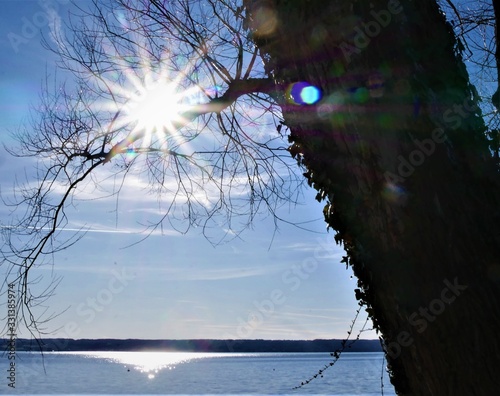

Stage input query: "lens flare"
[
  {"left": 382, "top": 182, "right": 407, "bottom": 203},
  {"left": 287, "top": 82, "right": 322, "bottom": 105}
]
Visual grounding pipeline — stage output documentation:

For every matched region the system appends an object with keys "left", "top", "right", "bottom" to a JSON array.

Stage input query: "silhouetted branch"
[
  {"left": 0, "top": 0, "right": 302, "bottom": 338},
  {"left": 292, "top": 305, "right": 372, "bottom": 389}
]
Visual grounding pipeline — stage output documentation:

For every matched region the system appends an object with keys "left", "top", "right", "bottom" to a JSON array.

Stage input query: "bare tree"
[
  {"left": 439, "top": 0, "right": 500, "bottom": 159},
  {"left": 1, "top": 0, "right": 302, "bottom": 339},
  {"left": 3, "top": 0, "right": 500, "bottom": 394}
]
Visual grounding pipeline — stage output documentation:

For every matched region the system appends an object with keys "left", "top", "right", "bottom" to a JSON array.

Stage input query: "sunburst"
[
  {"left": 122, "top": 70, "right": 193, "bottom": 150},
  {"left": 98, "top": 56, "right": 204, "bottom": 159}
]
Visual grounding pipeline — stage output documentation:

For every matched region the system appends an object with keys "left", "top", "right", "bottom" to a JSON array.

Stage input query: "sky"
[{"left": 0, "top": 0, "right": 375, "bottom": 341}]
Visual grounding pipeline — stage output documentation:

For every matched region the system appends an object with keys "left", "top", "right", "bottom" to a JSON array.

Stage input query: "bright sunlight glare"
[
  {"left": 126, "top": 79, "right": 187, "bottom": 138},
  {"left": 121, "top": 70, "right": 196, "bottom": 151},
  {"left": 98, "top": 55, "right": 205, "bottom": 157}
]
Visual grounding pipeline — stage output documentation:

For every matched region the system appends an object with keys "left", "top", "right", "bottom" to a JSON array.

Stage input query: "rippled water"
[{"left": 5, "top": 351, "right": 396, "bottom": 395}]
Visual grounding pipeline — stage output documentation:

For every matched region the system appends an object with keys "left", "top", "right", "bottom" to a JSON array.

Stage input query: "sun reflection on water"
[{"left": 63, "top": 351, "right": 228, "bottom": 379}]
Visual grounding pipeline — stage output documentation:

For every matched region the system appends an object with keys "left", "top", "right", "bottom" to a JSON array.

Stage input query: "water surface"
[{"left": 5, "top": 351, "right": 396, "bottom": 395}]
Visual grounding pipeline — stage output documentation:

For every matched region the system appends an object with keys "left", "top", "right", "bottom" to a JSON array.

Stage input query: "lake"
[{"left": 4, "top": 351, "right": 396, "bottom": 395}]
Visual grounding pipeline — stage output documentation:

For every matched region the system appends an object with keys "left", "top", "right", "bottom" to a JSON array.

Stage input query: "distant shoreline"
[{"left": 0, "top": 338, "right": 382, "bottom": 353}]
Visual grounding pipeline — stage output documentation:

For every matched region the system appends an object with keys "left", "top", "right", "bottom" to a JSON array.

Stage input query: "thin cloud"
[
  {"left": 64, "top": 223, "right": 180, "bottom": 236},
  {"left": 35, "top": 262, "right": 284, "bottom": 280},
  {"left": 0, "top": 224, "right": 179, "bottom": 236},
  {"left": 131, "top": 263, "right": 286, "bottom": 281}
]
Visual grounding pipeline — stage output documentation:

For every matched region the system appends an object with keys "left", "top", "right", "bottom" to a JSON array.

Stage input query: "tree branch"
[{"left": 104, "top": 77, "right": 277, "bottom": 163}]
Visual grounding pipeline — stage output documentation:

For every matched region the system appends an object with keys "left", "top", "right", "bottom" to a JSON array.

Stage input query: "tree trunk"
[{"left": 245, "top": 0, "right": 500, "bottom": 394}]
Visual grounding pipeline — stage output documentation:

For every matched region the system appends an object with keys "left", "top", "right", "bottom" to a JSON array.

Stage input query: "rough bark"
[
  {"left": 491, "top": 0, "right": 500, "bottom": 110},
  {"left": 244, "top": 0, "right": 500, "bottom": 394}
]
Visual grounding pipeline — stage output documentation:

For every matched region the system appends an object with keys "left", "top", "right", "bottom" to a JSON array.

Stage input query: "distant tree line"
[{"left": 0, "top": 338, "right": 382, "bottom": 353}]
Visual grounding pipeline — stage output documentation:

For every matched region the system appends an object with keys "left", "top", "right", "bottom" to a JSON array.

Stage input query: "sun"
[
  {"left": 124, "top": 77, "right": 189, "bottom": 147},
  {"left": 128, "top": 81, "right": 184, "bottom": 132},
  {"left": 96, "top": 55, "right": 205, "bottom": 159}
]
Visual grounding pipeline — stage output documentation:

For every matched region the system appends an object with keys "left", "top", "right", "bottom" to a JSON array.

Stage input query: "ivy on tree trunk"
[{"left": 244, "top": 0, "right": 500, "bottom": 394}]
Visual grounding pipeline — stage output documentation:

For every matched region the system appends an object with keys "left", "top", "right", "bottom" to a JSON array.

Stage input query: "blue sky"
[{"left": 0, "top": 0, "right": 374, "bottom": 341}]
